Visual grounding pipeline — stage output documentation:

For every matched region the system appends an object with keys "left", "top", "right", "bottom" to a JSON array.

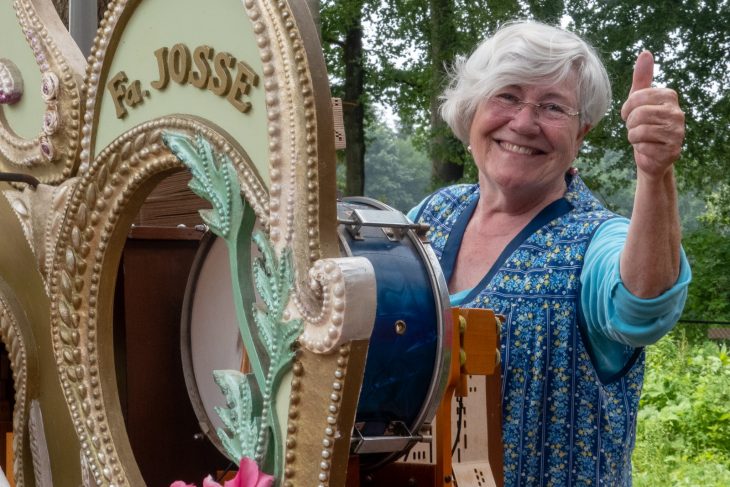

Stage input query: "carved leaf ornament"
[{"left": 0, "top": 0, "right": 376, "bottom": 486}]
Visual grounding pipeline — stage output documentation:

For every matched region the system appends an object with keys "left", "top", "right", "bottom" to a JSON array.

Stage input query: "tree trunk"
[
  {"left": 429, "top": 0, "right": 463, "bottom": 185},
  {"left": 343, "top": 1, "right": 365, "bottom": 196}
]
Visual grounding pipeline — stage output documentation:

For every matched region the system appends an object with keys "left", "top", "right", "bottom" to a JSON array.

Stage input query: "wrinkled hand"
[{"left": 620, "top": 51, "right": 685, "bottom": 179}]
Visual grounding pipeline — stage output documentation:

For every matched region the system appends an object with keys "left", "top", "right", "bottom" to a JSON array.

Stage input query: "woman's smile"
[{"left": 496, "top": 140, "right": 546, "bottom": 156}]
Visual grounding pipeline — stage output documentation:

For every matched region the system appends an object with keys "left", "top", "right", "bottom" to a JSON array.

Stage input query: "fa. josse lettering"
[{"left": 107, "top": 43, "right": 259, "bottom": 118}]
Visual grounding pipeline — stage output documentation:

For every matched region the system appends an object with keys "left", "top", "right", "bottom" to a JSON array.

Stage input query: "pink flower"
[
  {"left": 202, "top": 475, "right": 221, "bottom": 487},
  {"left": 170, "top": 457, "right": 274, "bottom": 487},
  {"left": 227, "top": 457, "right": 274, "bottom": 487}
]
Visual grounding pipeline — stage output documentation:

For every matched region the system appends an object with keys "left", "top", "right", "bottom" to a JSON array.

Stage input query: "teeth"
[{"left": 501, "top": 142, "right": 538, "bottom": 155}]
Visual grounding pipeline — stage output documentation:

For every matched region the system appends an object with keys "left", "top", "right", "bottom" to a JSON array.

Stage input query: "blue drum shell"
[{"left": 340, "top": 220, "right": 439, "bottom": 438}]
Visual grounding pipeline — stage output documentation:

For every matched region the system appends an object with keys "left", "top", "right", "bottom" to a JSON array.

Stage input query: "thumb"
[{"left": 629, "top": 50, "right": 654, "bottom": 94}]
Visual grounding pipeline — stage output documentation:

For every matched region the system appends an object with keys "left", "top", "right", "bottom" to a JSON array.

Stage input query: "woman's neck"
[{"left": 476, "top": 173, "right": 567, "bottom": 221}]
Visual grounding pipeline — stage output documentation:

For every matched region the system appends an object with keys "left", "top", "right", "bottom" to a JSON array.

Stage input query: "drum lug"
[
  {"left": 350, "top": 421, "right": 428, "bottom": 455},
  {"left": 338, "top": 208, "right": 423, "bottom": 242}
]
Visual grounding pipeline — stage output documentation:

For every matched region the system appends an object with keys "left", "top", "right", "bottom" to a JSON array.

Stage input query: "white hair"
[{"left": 440, "top": 21, "right": 612, "bottom": 143}]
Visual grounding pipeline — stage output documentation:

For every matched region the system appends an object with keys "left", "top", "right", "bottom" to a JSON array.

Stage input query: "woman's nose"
[{"left": 507, "top": 104, "right": 541, "bottom": 134}]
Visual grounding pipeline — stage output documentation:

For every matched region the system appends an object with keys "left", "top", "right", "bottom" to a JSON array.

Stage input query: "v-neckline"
[{"left": 439, "top": 194, "right": 574, "bottom": 303}]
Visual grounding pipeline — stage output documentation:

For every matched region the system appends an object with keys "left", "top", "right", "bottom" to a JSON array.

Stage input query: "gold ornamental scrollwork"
[
  {"left": 49, "top": 116, "right": 267, "bottom": 486},
  {"left": 0, "top": 0, "right": 85, "bottom": 182}
]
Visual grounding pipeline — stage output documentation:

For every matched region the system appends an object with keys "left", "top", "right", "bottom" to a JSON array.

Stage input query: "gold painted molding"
[
  {"left": 0, "top": 0, "right": 85, "bottom": 182},
  {"left": 1, "top": 0, "right": 376, "bottom": 485},
  {"left": 0, "top": 293, "right": 30, "bottom": 486},
  {"left": 49, "top": 116, "right": 266, "bottom": 486}
]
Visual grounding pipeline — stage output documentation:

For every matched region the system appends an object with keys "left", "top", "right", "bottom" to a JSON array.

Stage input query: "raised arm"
[{"left": 619, "top": 51, "right": 685, "bottom": 298}]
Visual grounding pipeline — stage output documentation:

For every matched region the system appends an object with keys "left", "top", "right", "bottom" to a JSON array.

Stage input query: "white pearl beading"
[{"left": 298, "top": 257, "right": 376, "bottom": 354}]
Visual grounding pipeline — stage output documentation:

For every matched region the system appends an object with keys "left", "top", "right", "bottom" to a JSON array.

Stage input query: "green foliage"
[
  {"left": 323, "top": 1, "right": 730, "bottom": 206},
  {"left": 703, "top": 184, "right": 730, "bottom": 227},
  {"left": 680, "top": 227, "right": 730, "bottom": 323},
  {"left": 363, "top": 122, "right": 431, "bottom": 211},
  {"left": 633, "top": 327, "right": 730, "bottom": 486},
  {"left": 560, "top": 2, "right": 730, "bottom": 210}
]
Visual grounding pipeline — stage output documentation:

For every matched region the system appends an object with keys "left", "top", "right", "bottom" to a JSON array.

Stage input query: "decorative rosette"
[
  {"left": 43, "top": 109, "right": 59, "bottom": 135},
  {"left": 39, "top": 135, "right": 55, "bottom": 161},
  {"left": 40, "top": 72, "right": 59, "bottom": 102},
  {"left": 0, "top": 58, "right": 24, "bottom": 105}
]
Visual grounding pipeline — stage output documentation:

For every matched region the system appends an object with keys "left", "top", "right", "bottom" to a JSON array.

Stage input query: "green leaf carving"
[
  {"left": 214, "top": 370, "right": 260, "bottom": 461},
  {"left": 161, "top": 132, "right": 242, "bottom": 240},
  {"left": 163, "top": 131, "right": 303, "bottom": 480}
]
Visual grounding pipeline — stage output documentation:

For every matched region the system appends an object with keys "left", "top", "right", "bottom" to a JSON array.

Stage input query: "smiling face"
[{"left": 468, "top": 79, "right": 591, "bottom": 205}]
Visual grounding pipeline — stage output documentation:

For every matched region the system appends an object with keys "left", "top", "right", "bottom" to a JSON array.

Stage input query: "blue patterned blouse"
[{"left": 409, "top": 175, "right": 690, "bottom": 486}]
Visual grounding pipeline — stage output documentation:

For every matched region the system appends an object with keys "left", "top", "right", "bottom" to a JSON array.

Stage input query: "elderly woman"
[{"left": 409, "top": 22, "right": 691, "bottom": 485}]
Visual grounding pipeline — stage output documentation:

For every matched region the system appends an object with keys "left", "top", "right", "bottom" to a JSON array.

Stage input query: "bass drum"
[
  {"left": 180, "top": 232, "right": 246, "bottom": 458},
  {"left": 181, "top": 198, "right": 451, "bottom": 470}
]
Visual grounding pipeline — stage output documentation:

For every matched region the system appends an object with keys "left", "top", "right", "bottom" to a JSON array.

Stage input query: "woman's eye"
[
  {"left": 496, "top": 93, "right": 520, "bottom": 104},
  {"left": 544, "top": 103, "right": 568, "bottom": 114}
]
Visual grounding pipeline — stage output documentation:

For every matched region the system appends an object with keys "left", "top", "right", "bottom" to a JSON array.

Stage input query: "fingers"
[
  {"left": 630, "top": 50, "right": 654, "bottom": 95},
  {"left": 622, "top": 87, "right": 679, "bottom": 120},
  {"left": 631, "top": 141, "right": 683, "bottom": 171},
  {"left": 624, "top": 102, "right": 684, "bottom": 132}
]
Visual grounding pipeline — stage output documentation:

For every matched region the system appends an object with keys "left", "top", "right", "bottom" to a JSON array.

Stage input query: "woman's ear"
[
  {"left": 578, "top": 124, "right": 592, "bottom": 142},
  {"left": 573, "top": 124, "right": 592, "bottom": 159}
]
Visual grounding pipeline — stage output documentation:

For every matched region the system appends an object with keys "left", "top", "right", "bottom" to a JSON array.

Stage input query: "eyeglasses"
[{"left": 488, "top": 93, "right": 580, "bottom": 127}]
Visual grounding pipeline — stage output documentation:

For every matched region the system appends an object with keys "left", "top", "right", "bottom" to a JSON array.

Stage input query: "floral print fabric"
[{"left": 415, "top": 176, "right": 643, "bottom": 486}]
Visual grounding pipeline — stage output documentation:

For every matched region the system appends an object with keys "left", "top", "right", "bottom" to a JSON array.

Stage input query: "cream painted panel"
[{"left": 94, "top": 0, "right": 269, "bottom": 185}]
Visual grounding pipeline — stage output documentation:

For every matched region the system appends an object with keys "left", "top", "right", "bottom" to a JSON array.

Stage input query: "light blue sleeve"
[
  {"left": 580, "top": 218, "right": 692, "bottom": 381},
  {"left": 407, "top": 199, "right": 426, "bottom": 222}
]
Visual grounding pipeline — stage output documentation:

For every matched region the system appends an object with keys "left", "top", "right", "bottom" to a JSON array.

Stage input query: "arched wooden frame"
[
  {"left": 4, "top": 0, "right": 376, "bottom": 484},
  {"left": 0, "top": 289, "right": 36, "bottom": 487},
  {"left": 49, "top": 116, "right": 266, "bottom": 486}
]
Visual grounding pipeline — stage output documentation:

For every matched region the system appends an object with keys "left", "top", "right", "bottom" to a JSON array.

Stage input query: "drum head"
[{"left": 180, "top": 233, "right": 244, "bottom": 457}]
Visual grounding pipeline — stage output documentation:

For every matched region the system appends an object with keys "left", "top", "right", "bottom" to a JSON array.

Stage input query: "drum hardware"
[
  {"left": 338, "top": 207, "right": 424, "bottom": 242},
  {"left": 351, "top": 421, "right": 427, "bottom": 455},
  {"left": 394, "top": 320, "right": 407, "bottom": 335}
]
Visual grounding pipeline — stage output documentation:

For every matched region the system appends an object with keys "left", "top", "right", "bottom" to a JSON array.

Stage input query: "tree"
[
  {"left": 680, "top": 225, "right": 730, "bottom": 322},
  {"left": 565, "top": 1, "right": 730, "bottom": 208},
  {"left": 364, "top": 122, "right": 430, "bottom": 211},
  {"left": 321, "top": 0, "right": 368, "bottom": 196},
  {"left": 370, "top": 0, "right": 526, "bottom": 187}
]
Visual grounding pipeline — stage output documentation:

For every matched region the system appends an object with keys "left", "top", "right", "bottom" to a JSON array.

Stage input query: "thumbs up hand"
[{"left": 620, "top": 51, "right": 685, "bottom": 179}]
